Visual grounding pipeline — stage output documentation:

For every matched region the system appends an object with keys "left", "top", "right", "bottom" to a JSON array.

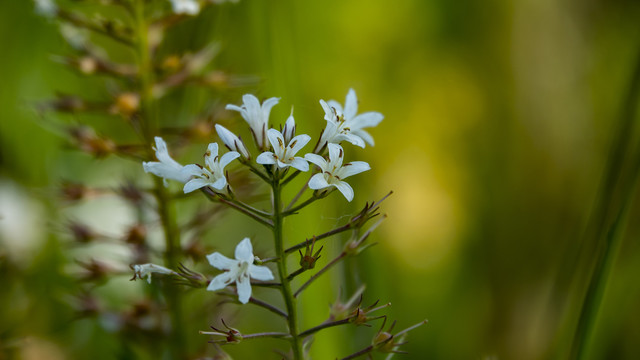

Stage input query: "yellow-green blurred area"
[{"left": 2, "top": 0, "right": 640, "bottom": 359}]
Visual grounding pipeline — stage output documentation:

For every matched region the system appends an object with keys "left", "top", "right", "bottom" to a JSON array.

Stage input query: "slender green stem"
[
  {"left": 134, "top": 1, "right": 184, "bottom": 356},
  {"left": 230, "top": 198, "right": 272, "bottom": 217},
  {"left": 295, "top": 252, "right": 347, "bottom": 298},
  {"left": 218, "top": 197, "right": 274, "bottom": 228},
  {"left": 285, "top": 174, "right": 311, "bottom": 211},
  {"left": 248, "top": 297, "right": 288, "bottom": 319},
  {"left": 272, "top": 175, "right": 302, "bottom": 359},
  {"left": 287, "top": 267, "right": 306, "bottom": 281},
  {"left": 244, "top": 160, "right": 272, "bottom": 183},
  {"left": 340, "top": 345, "right": 374, "bottom": 360},
  {"left": 281, "top": 169, "right": 301, "bottom": 186},
  {"left": 201, "top": 188, "right": 273, "bottom": 227},
  {"left": 283, "top": 194, "right": 322, "bottom": 216},
  {"left": 300, "top": 318, "right": 352, "bottom": 338},
  {"left": 285, "top": 222, "right": 353, "bottom": 254}
]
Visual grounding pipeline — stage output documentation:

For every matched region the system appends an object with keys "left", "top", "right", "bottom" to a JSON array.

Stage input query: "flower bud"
[
  {"left": 78, "top": 56, "right": 98, "bottom": 74},
  {"left": 298, "top": 237, "right": 322, "bottom": 270},
  {"left": 204, "top": 71, "right": 229, "bottom": 88},
  {"left": 282, "top": 110, "right": 296, "bottom": 144},
  {"left": 215, "top": 124, "right": 250, "bottom": 159},
  {"left": 161, "top": 55, "right": 182, "bottom": 73},
  {"left": 111, "top": 92, "right": 140, "bottom": 117}
]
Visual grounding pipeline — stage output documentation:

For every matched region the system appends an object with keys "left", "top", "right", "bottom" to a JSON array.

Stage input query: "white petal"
[
  {"left": 249, "top": 265, "right": 274, "bottom": 281},
  {"left": 304, "top": 153, "right": 327, "bottom": 169},
  {"left": 333, "top": 181, "right": 354, "bottom": 202},
  {"left": 340, "top": 133, "right": 366, "bottom": 148},
  {"left": 225, "top": 104, "right": 244, "bottom": 113},
  {"left": 219, "top": 151, "right": 240, "bottom": 169},
  {"left": 319, "top": 100, "right": 336, "bottom": 122},
  {"left": 143, "top": 162, "right": 189, "bottom": 183},
  {"left": 327, "top": 143, "right": 344, "bottom": 167},
  {"left": 288, "top": 134, "right": 311, "bottom": 155},
  {"left": 181, "top": 164, "right": 204, "bottom": 177},
  {"left": 343, "top": 88, "right": 358, "bottom": 120},
  {"left": 242, "top": 94, "right": 262, "bottom": 127},
  {"left": 290, "top": 157, "right": 309, "bottom": 172},
  {"left": 318, "top": 120, "right": 339, "bottom": 150},
  {"left": 207, "top": 272, "right": 235, "bottom": 292},
  {"left": 256, "top": 152, "right": 277, "bottom": 165},
  {"left": 204, "top": 143, "right": 219, "bottom": 170},
  {"left": 183, "top": 178, "right": 210, "bottom": 193},
  {"left": 267, "top": 128, "right": 285, "bottom": 154},
  {"left": 352, "top": 129, "right": 375, "bottom": 146},
  {"left": 153, "top": 137, "right": 183, "bottom": 169},
  {"left": 337, "top": 161, "right": 370, "bottom": 179},
  {"left": 308, "top": 173, "right": 330, "bottom": 190},
  {"left": 207, "top": 252, "right": 235, "bottom": 270},
  {"left": 234, "top": 238, "right": 254, "bottom": 262},
  {"left": 236, "top": 274, "right": 252, "bottom": 304},
  {"left": 327, "top": 100, "right": 344, "bottom": 117},
  {"left": 208, "top": 176, "right": 226, "bottom": 190},
  {"left": 276, "top": 159, "right": 289, "bottom": 169},
  {"left": 350, "top": 112, "right": 383, "bottom": 129},
  {"left": 261, "top": 97, "right": 280, "bottom": 125}
]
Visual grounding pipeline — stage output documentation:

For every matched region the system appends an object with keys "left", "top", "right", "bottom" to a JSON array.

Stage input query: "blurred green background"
[{"left": 2, "top": 0, "right": 640, "bottom": 359}]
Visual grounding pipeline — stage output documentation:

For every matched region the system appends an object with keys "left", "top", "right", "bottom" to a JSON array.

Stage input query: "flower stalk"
[
  {"left": 271, "top": 171, "right": 303, "bottom": 360},
  {"left": 133, "top": 0, "right": 184, "bottom": 356}
]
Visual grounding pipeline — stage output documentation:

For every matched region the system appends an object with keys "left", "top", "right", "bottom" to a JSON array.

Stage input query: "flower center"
[{"left": 238, "top": 261, "right": 250, "bottom": 279}]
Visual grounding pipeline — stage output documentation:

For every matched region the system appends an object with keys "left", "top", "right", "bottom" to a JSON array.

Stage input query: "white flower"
[
  {"left": 256, "top": 117, "right": 311, "bottom": 172},
  {"left": 132, "top": 263, "right": 178, "bottom": 284},
  {"left": 215, "top": 124, "right": 250, "bottom": 159},
  {"left": 206, "top": 238, "right": 274, "bottom": 304},
  {"left": 225, "top": 94, "right": 279, "bottom": 150},
  {"left": 304, "top": 143, "right": 370, "bottom": 202},
  {"left": 169, "top": 0, "right": 200, "bottom": 15},
  {"left": 34, "top": 0, "right": 57, "bottom": 17},
  {"left": 318, "top": 89, "right": 384, "bottom": 150},
  {"left": 143, "top": 137, "right": 191, "bottom": 186},
  {"left": 180, "top": 143, "right": 240, "bottom": 193}
]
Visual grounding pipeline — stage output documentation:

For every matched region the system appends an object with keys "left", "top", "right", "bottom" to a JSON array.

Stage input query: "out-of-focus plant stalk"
[
  {"left": 272, "top": 171, "right": 302, "bottom": 360},
  {"left": 569, "top": 47, "right": 640, "bottom": 360},
  {"left": 133, "top": 0, "right": 185, "bottom": 356}
]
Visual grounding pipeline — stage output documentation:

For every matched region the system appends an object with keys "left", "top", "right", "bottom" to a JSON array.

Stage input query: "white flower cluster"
[
  {"left": 143, "top": 89, "right": 382, "bottom": 202},
  {"left": 140, "top": 89, "right": 383, "bottom": 303}
]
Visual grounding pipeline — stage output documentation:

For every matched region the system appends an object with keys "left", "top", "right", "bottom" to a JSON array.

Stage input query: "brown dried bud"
[
  {"left": 204, "top": 71, "right": 229, "bottom": 88},
  {"left": 201, "top": 319, "right": 243, "bottom": 344},
  {"left": 77, "top": 259, "right": 111, "bottom": 282},
  {"left": 184, "top": 240, "right": 206, "bottom": 261},
  {"left": 125, "top": 224, "right": 146, "bottom": 245},
  {"left": 60, "top": 181, "right": 88, "bottom": 202},
  {"left": 117, "top": 182, "right": 144, "bottom": 204},
  {"left": 162, "top": 55, "right": 182, "bottom": 73},
  {"left": 51, "top": 95, "right": 86, "bottom": 112},
  {"left": 298, "top": 237, "right": 322, "bottom": 270},
  {"left": 70, "top": 127, "right": 116, "bottom": 157},
  {"left": 68, "top": 221, "right": 96, "bottom": 243},
  {"left": 190, "top": 120, "right": 214, "bottom": 140}
]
